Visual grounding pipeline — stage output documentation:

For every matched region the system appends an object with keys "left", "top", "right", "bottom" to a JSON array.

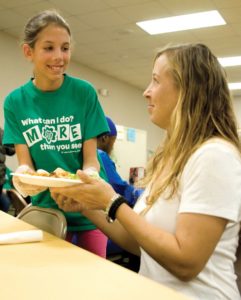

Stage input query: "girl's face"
[
  {"left": 23, "top": 24, "right": 71, "bottom": 90},
  {"left": 143, "top": 54, "right": 179, "bottom": 131}
]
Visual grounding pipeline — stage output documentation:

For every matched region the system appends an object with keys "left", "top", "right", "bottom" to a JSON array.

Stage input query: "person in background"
[
  {"left": 0, "top": 128, "right": 15, "bottom": 212},
  {"left": 98, "top": 116, "right": 142, "bottom": 270},
  {"left": 3, "top": 10, "right": 109, "bottom": 257},
  {"left": 51, "top": 43, "right": 241, "bottom": 299},
  {"left": 98, "top": 116, "right": 142, "bottom": 208}
]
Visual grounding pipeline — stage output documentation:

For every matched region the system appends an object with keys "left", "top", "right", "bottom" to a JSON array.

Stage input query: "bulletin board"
[{"left": 112, "top": 125, "right": 147, "bottom": 181}]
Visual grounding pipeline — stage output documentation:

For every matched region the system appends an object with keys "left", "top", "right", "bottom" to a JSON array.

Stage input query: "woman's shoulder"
[
  {"left": 187, "top": 138, "right": 241, "bottom": 169},
  {"left": 196, "top": 138, "right": 240, "bottom": 157}
]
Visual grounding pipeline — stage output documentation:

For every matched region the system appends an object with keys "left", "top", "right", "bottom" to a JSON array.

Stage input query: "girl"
[{"left": 3, "top": 10, "right": 109, "bottom": 257}]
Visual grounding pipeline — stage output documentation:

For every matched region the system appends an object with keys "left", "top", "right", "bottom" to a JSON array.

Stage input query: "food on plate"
[
  {"left": 23, "top": 167, "right": 80, "bottom": 180},
  {"left": 22, "top": 167, "right": 100, "bottom": 180},
  {"left": 51, "top": 168, "right": 80, "bottom": 179}
]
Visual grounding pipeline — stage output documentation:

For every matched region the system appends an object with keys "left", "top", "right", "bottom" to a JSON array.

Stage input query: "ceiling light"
[
  {"left": 136, "top": 10, "right": 225, "bottom": 35},
  {"left": 228, "top": 83, "right": 241, "bottom": 90},
  {"left": 218, "top": 56, "right": 241, "bottom": 67}
]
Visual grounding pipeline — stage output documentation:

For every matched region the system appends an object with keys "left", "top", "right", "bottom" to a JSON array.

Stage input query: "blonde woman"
[{"left": 51, "top": 43, "right": 241, "bottom": 299}]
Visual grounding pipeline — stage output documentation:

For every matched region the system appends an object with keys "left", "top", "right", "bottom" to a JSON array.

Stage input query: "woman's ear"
[{"left": 22, "top": 43, "right": 33, "bottom": 61}]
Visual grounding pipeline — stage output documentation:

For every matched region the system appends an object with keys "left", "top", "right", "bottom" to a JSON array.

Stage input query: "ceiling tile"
[
  {"left": 1, "top": 0, "right": 41, "bottom": 8},
  {"left": 49, "top": 0, "right": 109, "bottom": 15},
  {"left": 11, "top": 1, "right": 55, "bottom": 18},
  {"left": 1, "top": 0, "right": 241, "bottom": 91},
  {"left": 0, "top": 9, "right": 25, "bottom": 29}
]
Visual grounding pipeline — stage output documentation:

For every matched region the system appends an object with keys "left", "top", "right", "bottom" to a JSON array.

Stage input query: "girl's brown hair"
[{"left": 22, "top": 9, "right": 71, "bottom": 48}]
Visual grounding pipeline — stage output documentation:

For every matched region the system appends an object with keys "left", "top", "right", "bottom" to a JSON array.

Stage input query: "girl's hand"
[
  {"left": 13, "top": 165, "right": 47, "bottom": 197},
  {"left": 83, "top": 166, "right": 100, "bottom": 180}
]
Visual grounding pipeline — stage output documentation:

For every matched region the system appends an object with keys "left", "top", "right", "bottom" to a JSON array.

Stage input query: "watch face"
[{"left": 106, "top": 215, "right": 114, "bottom": 223}]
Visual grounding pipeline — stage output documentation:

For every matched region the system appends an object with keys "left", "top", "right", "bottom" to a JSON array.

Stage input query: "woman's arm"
[
  {"left": 82, "top": 138, "right": 100, "bottom": 171},
  {"left": 83, "top": 209, "right": 140, "bottom": 255},
  {"left": 50, "top": 173, "right": 140, "bottom": 255},
  {"left": 87, "top": 202, "right": 227, "bottom": 281},
  {"left": 115, "top": 204, "right": 227, "bottom": 281},
  {"left": 50, "top": 171, "right": 227, "bottom": 281}
]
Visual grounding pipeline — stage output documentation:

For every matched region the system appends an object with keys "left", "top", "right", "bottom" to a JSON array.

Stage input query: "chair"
[
  {"left": 107, "top": 239, "right": 140, "bottom": 272},
  {"left": 6, "top": 189, "right": 28, "bottom": 216},
  {"left": 17, "top": 204, "right": 67, "bottom": 239}
]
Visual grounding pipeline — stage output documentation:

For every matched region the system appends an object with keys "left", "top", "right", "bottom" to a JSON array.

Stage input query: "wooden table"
[{"left": 0, "top": 211, "right": 189, "bottom": 300}]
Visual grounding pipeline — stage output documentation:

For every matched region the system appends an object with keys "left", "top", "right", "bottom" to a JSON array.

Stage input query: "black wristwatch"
[{"left": 105, "top": 194, "right": 128, "bottom": 223}]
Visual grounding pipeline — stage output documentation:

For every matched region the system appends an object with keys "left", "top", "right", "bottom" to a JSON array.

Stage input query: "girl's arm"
[
  {"left": 13, "top": 144, "right": 47, "bottom": 196},
  {"left": 82, "top": 138, "right": 100, "bottom": 172},
  {"left": 15, "top": 144, "right": 35, "bottom": 169}
]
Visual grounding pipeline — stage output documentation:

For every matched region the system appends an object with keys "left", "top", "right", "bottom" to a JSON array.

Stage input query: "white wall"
[
  {"left": 2, "top": 31, "right": 241, "bottom": 171},
  {"left": 68, "top": 59, "right": 163, "bottom": 153},
  {"left": 0, "top": 31, "right": 162, "bottom": 171},
  {"left": 114, "top": 126, "right": 147, "bottom": 180}
]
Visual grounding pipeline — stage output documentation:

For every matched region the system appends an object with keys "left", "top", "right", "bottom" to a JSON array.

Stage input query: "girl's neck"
[{"left": 32, "top": 76, "right": 64, "bottom": 91}]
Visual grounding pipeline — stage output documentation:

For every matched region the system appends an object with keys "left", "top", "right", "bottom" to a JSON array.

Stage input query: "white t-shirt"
[{"left": 134, "top": 139, "right": 241, "bottom": 300}]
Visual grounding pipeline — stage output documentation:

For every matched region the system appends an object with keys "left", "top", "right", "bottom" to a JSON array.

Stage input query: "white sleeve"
[{"left": 179, "top": 143, "right": 241, "bottom": 222}]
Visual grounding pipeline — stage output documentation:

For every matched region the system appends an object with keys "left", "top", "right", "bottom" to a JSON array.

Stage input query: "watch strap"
[{"left": 105, "top": 195, "right": 128, "bottom": 223}]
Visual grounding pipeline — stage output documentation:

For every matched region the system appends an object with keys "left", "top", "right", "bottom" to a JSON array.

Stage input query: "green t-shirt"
[{"left": 3, "top": 74, "right": 109, "bottom": 231}]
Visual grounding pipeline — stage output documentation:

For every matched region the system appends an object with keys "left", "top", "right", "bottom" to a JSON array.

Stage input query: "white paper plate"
[{"left": 11, "top": 173, "right": 82, "bottom": 188}]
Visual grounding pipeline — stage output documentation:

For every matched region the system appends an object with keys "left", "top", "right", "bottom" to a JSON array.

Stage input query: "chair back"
[
  {"left": 17, "top": 205, "right": 67, "bottom": 239},
  {"left": 6, "top": 189, "right": 28, "bottom": 216}
]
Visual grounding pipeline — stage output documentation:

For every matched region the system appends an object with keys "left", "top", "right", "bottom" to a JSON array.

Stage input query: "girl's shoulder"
[
  {"left": 4, "top": 81, "right": 31, "bottom": 105},
  {"left": 65, "top": 74, "right": 95, "bottom": 90}
]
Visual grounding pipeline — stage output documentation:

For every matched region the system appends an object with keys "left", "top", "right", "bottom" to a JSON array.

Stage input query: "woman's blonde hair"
[{"left": 140, "top": 43, "right": 240, "bottom": 206}]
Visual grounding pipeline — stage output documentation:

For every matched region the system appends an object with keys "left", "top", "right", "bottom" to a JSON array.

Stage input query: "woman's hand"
[
  {"left": 50, "top": 170, "right": 116, "bottom": 211},
  {"left": 50, "top": 195, "right": 87, "bottom": 212},
  {"left": 13, "top": 165, "right": 47, "bottom": 197}
]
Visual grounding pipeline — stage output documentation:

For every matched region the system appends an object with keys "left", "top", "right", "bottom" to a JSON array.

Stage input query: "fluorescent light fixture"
[
  {"left": 228, "top": 83, "right": 241, "bottom": 90},
  {"left": 218, "top": 56, "right": 241, "bottom": 67},
  {"left": 136, "top": 10, "right": 225, "bottom": 35}
]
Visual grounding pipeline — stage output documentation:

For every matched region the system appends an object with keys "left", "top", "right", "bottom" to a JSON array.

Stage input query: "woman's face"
[{"left": 143, "top": 54, "right": 179, "bottom": 131}]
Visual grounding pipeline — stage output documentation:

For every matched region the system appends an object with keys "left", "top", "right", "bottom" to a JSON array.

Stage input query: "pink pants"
[{"left": 66, "top": 229, "right": 107, "bottom": 258}]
